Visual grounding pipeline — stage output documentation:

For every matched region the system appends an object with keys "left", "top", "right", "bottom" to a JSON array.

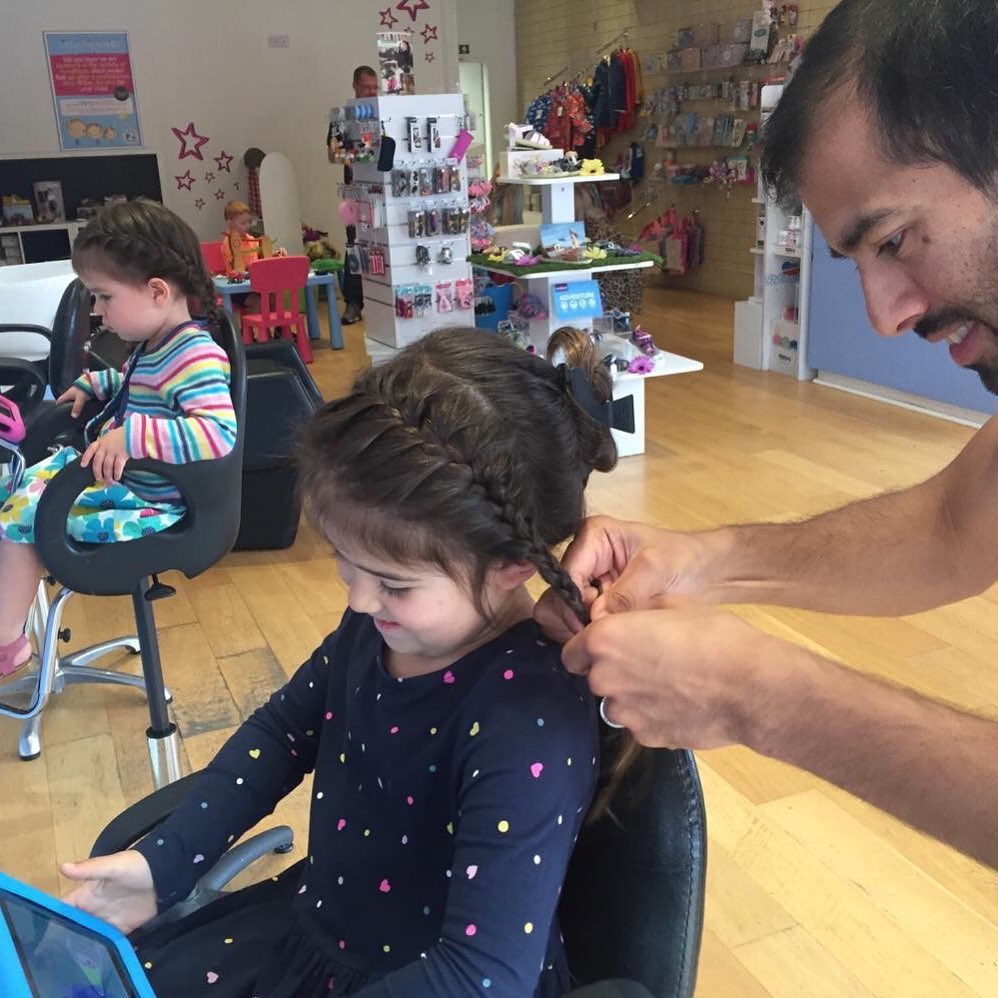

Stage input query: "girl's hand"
[
  {"left": 60, "top": 850, "right": 158, "bottom": 933},
  {"left": 273, "top": 246, "right": 288, "bottom": 257},
  {"left": 81, "top": 426, "right": 129, "bottom": 484},
  {"left": 55, "top": 385, "right": 91, "bottom": 419}
]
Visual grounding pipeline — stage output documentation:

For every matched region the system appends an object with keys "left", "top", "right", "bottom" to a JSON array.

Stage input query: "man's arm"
[
  {"left": 702, "top": 414, "right": 998, "bottom": 615},
  {"left": 540, "top": 417, "right": 998, "bottom": 634},
  {"left": 563, "top": 607, "right": 998, "bottom": 869}
]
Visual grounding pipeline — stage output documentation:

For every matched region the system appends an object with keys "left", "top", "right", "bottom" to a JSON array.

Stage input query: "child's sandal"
[{"left": 0, "top": 634, "right": 31, "bottom": 678}]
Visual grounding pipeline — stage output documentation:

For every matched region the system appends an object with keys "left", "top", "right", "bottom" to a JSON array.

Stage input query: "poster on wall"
[
  {"left": 44, "top": 31, "right": 142, "bottom": 149},
  {"left": 377, "top": 31, "right": 415, "bottom": 94}
]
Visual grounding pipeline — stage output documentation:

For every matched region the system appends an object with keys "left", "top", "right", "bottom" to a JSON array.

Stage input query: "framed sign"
[{"left": 44, "top": 32, "right": 142, "bottom": 149}]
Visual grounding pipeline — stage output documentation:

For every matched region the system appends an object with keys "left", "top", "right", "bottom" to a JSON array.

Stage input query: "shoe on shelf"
[
  {"left": 341, "top": 303, "right": 363, "bottom": 325},
  {"left": 507, "top": 122, "right": 552, "bottom": 150}
]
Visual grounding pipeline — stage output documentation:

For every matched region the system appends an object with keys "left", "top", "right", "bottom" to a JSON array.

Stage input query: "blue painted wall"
[{"left": 807, "top": 226, "right": 996, "bottom": 414}]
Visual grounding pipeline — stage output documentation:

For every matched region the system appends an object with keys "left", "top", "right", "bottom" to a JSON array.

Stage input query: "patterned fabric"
[
  {"left": 220, "top": 231, "right": 262, "bottom": 272},
  {"left": 525, "top": 94, "right": 552, "bottom": 134},
  {"left": 134, "top": 611, "right": 598, "bottom": 997},
  {"left": 76, "top": 323, "right": 236, "bottom": 505},
  {"left": 0, "top": 446, "right": 184, "bottom": 544}
]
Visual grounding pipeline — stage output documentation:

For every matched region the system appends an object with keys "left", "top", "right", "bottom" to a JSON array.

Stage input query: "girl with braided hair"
[
  {"left": 0, "top": 199, "right": 235, "bottom": 679},
  {"left": 60, "top": 327, "right": 617, "bottom": 997}
]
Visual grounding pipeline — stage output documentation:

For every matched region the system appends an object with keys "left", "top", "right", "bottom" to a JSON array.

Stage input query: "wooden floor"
[{"left": 3, "top": 289, "right": 996, "bottom": 996}]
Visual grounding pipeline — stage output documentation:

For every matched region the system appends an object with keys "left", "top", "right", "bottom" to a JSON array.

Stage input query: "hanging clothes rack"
[{"left": 541, "top": 28, "right": 632, "bottom": 87}]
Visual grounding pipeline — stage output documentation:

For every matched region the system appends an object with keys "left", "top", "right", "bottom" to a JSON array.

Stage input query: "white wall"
[
  {"left": 0, "top": 0, "right": 460, "bottom": 247},
  {"left": 455, "top": 0, "right": 518, "bottom": 174}
]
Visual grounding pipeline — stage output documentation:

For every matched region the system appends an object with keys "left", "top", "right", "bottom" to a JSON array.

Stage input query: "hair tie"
[{"left": 557, "top": 363, "right": 612, "bottom": 429}]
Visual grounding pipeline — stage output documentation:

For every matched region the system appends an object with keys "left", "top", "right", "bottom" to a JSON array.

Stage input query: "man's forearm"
[
  {"left": 743, "top": 646, "right": 998, "bottom": 868},
  {"left": 702, "top": 478, "right": 980, "bottom": 615}
]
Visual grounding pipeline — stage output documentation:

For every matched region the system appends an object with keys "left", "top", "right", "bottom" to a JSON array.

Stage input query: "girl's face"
[
  {"left": 79, "top": 269, "right": 186, "bottom": 346},
  {"left": 325, "top": 524, "right": 532, "bottom": 678},
  {"left": 228, "top": 212, "right": 253, "bottom": 237}
]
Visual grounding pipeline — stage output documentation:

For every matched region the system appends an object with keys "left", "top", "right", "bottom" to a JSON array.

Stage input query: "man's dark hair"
[
  {"left": 763, "top": 0, "right": 998, "bottom": 204},
  {"left": 353, "top": 65, "right": 377, "bottom": 84}
]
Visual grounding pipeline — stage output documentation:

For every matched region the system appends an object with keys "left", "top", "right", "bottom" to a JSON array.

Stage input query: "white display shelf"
[
  {"left": 734, "top": 83, "right": 813, "bottom": 381},
  {"left": 481, "top": 158, "right": 702, "bottom": 457},
  {"left": 496, "top": 173, "right": 620, "bottom": 186},
  {"left": 473, "top": 259, "right": 654, "bottom": 281},
  {"left": 610, "top": 350, "right": 704, "bottom": 458}
]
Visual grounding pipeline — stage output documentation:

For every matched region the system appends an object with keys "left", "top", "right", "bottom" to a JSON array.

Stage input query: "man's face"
[
  {"left": 353, "top": 72, "right": 378, "bottom": 98},
  {"left": 798, "top": 97, "right": 998, "bottom": 393}
]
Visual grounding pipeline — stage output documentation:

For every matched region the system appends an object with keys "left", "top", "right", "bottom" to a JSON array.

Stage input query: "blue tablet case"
[{"left": 0, "top": 870, "right": 155, "bottom": 997}]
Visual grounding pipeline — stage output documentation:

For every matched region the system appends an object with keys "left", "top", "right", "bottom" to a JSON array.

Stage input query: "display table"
[
  {"left": 213, "top": 272, "right": 342, "bottom": 349},
  {"left": 610, "top": 351, "right": 703, "bottom": 457},
  {"left": 475, "top": 168, "right": 702, "bottom": 456}
]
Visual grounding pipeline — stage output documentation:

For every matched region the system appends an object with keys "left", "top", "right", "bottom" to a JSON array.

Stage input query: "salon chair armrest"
[
  {"left": 0, "top": 323, "right": 53, "bottom": 407},
  {"left": 563, "top": 984, "right": 656, "bottom": 998},
  {"left": 91, "top": 773, "right": 202, "bottom": 856},
  {"left": 33, "top": 447, "right": 241, "bottom": 596}
]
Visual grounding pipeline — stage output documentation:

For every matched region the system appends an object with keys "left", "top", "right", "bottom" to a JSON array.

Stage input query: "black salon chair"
[
  {"left": 0, "top": 313, "right": 246, "bottom": 787},
  {"left": 560, "top": 738, "right": 707, "bottom": 997},
  {"left": 235, "top": 339, "right": 323, "bottom": 550},
  {"left": 88, "top": 732, "right": 706, "bottom": 995},
  {"left": 0, "top": 277, "right": 93, "bottom": 414}
]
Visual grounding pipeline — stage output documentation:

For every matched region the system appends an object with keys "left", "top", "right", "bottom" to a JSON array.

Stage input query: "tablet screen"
[{"left": 0, "top": 889, "right": 138, "bottom": 998}]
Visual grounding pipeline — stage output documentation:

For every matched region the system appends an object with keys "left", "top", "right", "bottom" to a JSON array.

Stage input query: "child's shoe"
[
  {"left": 0, "top": 635, "right": 31, "bottom": 679},
  {"left": 631, "top": 325, "right": 658, "bottom": 356}
]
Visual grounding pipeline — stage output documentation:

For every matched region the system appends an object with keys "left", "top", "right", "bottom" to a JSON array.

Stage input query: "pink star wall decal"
[
  {"left": 379, "top": 7, "right": 398, "bottom": 28},
  {"left": 214, "top": 188, "right": 227, "bottom": 201},
  {"left": 204, "top": 171, "right": 215, "bottom": 183},
  {"left": 194, "top": 197, "right": 206, "bottom": 210},
  {"left": 396, "top": 0, "right": 429, "bottom": 23},
  {"left": 214, "top": 150, "right": 233, "bottom": 172},
  {"left": 425, "top": 51, "right": 435, "bottom": 62},
  {"left": 175, "top": 170, "right": 195, "bottom": 191},
  {"left": 420, "top": 24, "right": 438, "bottom": 43},
  {"left": 171, "top": 121, "right": 210, "bottom": 160}
]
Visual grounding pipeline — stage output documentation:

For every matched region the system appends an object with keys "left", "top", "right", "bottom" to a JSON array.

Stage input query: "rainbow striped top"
[{"left": 75, "top": 323, "right": 236, "bottom": 504}]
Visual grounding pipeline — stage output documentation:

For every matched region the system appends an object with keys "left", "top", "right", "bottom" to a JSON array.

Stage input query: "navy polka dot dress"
[{"left": 133, "top": 611, "right": 598, "bottom": 996}]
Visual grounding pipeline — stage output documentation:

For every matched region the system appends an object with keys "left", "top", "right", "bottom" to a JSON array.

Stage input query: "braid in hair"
[{"left": 72, "top": 198, "right": 219, "bottom": 325}]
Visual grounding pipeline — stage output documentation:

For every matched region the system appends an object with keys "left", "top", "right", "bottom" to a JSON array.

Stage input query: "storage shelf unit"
[
  {"left": 342, "top": 93, "right": 472, "bottom": 350},
  {"left": 1, "top": 221, "right": 82, "bottom": 265},
  {"left": 734, "top": 83, "right": 813, "bottom": 380},
  {"left": 486, "top": 171, "right": 701, "bottom": 456}
]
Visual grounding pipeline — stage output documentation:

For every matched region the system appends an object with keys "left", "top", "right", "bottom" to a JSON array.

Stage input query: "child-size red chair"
[
  {"left": 241, "top": 255, "right": 312, "bottom": 363},
  {"left": 200, "top": 240, "right": 227, "bottom": 275}
]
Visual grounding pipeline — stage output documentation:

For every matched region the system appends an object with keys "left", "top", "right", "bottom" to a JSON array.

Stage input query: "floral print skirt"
[{"left": 0, "top": 446, "right": 184, "bottom": 545}]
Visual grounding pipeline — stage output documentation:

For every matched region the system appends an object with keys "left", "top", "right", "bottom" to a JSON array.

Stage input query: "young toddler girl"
[
  {"left": 0, "top": 199, "right": 237, "bottom": 678},
  {"left": 60, "top": 326, "right": 618, "bottom": 996}
]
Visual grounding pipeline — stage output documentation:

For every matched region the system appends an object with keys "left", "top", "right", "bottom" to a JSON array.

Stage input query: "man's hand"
[
  {"left": 81, "top": 426, "right": 129, "bottom": 484},
  {"left": 61, "top": 850, "right": 158, "bottom": 934},
  {"left": 55, "top": 385, "right": 91, "bottom": 419},
  {"left": 560, "top": 606, "right": 792, "bottom": 749},
  {"left": 534, "top": 516, "right": 725, "bottom": 642}
]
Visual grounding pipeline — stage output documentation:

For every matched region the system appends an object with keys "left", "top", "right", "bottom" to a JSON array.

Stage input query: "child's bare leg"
[{"left": 0, "top": 542, "right": 43, "bottom": 662}]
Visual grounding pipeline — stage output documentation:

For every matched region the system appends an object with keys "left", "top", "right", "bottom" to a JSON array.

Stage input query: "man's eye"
[{"left": 877, "top": 231, "right": 906, "bottom": 257}]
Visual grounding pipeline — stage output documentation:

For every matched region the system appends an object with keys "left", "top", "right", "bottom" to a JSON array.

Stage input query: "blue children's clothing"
[{"left": 133, "top": 610, "right": 598, "bottom": 997}]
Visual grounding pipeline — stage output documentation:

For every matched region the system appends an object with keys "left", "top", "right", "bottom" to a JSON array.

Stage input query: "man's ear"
[{"left": 492, "top": 560, "right": 537, "bottom": 591}]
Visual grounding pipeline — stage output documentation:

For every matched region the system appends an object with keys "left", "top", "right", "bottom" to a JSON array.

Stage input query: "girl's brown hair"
[
  {"left": 547, "top": 324, "right": 646, "bottom": 821},
  {"left": 298, "top": 326, "right": 616, "bottom": 624},
  {"left": 72, "top": 198, "right": 219, "bottom": 324}
]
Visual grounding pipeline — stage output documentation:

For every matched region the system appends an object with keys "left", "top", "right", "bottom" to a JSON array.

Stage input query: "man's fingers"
[{"left": 560, "top": 628, "right": 594, "bottom": 675}]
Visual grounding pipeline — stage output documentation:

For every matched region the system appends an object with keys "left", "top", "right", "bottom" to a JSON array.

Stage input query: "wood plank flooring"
[{"left": 2, "top": 290, "right": 995, "bottom": 995}]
